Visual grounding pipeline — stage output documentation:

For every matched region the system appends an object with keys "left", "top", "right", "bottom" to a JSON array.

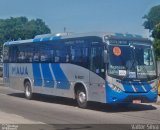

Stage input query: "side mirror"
[{"left": 104, "top": 50, "right": 108, "bottom": 63}]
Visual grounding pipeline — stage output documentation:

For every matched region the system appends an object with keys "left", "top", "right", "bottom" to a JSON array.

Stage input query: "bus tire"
[
  {"left": 24, "top": 81, "right": 32, "bottom": 100},
  {"left": 76, "top": 87, "right": 88, "bottom": 109}
]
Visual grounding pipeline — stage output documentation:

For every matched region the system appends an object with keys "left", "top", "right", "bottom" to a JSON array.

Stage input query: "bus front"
[{"left": 105, "top": 38, "right": 158, "bottom": 104}]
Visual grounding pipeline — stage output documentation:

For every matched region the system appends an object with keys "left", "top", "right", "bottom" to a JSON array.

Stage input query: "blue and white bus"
[{"left": 3, "top": 32, "right": 158, "bottom": 108}]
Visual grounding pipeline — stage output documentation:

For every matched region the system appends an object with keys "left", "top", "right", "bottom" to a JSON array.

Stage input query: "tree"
[
  {"left": 152, "top": 23, "right": 160, "bottom": 39},
  {"left": 0, "top": 16, "right": 51, "bottom": 44},
  {"left": 143, "top": 5, "right": 160, "bottom": 60},
  {"left": 143, "top": 5, "right": 160, "bottom": 31}
]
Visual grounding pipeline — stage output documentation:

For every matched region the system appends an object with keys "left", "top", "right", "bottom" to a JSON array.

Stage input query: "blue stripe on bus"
[
  {"left": 33, "top": 36, "right": 61, "bottom": 42},
  {"left": 135, "top": 35, "right": 142, "bottom": 38},
  {"left": 115, "top": 33, "right": 124, "bottom": 37},
  {"left": 142, "top": 83, "right": 152, "bottom": 92},
  {"left": 125, "top": 34, "right": 133, "bottom": 38},
  {"left": 32, "top": 64, "right": 42, "bottom": 87},
  {"left": 51, "top": 64, "right": 70, "bottom": 89},
  {"left": 131, "top": 82, "right": 145, "bottom": 92},
  {"left": 123, "top": 83, "right": 135, "bottom": 92},
  {"left": 33, "top": 38, "right": 41, "bottom": 42},
  {"left": 42, "top": 37, "right": 50, "bottom": 41},
  {"left": 41, "top": 64, "right": 54, "bottom": 88},
  {"left": 50, "top": 36, "right": 61, "bottom": 40},
  {"left": 122, "top": 82, "right": 151, "bottom": 93}
]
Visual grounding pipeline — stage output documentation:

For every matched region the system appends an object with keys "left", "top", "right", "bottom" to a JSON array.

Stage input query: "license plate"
[{"left": 132, "top": 100, "right": 141, "bottom": 104}]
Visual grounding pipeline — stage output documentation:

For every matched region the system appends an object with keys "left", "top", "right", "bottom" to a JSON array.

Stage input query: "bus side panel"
[
  {"left": 33, "top": 63, "right": 71, "bottom": 97},
  {"left": 61, "top": 63, "right": 106, "bottom": 103},
  {"left": 58, "top": 63, "right": 90, "bottom": 99},
  {"left": 9, "top": 63, "right": 33, "bottom": 91},
  {"left": 32, "top": 63, "right": 43, "bottom": 87},
  {"left": 89, "top": 71, "right": 106, "bottom": 103},
  {"left": 7, "top": 63, "right": 106, "bottom": 103},
  {"left": 34, "top": 63, "right": 90, "bottom": 99}
]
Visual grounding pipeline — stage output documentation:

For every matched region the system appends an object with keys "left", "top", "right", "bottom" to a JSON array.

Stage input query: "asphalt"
[
  {"left": 0, "top": 110, "right": 42, "bottom": 124},
  {"left": 0, "top": 78, "right": 40, "bottom": 124},
  {"left": 0, "top": 78, "right": 160, "bottom": 125}
]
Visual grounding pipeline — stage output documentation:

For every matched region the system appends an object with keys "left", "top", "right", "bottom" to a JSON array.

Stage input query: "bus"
[{"left": 3, "top": 32, "right": 158, "bottom": 108}]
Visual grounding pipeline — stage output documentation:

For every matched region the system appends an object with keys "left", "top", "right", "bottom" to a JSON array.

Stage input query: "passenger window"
[
  {"left": 33, "top": 52, "right": 40, "bottom": 62},
  {"left": 39, "top": 43, "right": 54, "bottom": 63},
  {"left": 3, "top": 46, "right": 9, "bottom": 63},
  {"left": 53, "top": 43, "right": 68, "bottom": 63},
  {"left": 55, "top": 50, "right": 60, "bottom": 62},
  {"left": 9, "top": 46, "right": 18, "bottom": 63},
  {"left": 70, "top": 45, "right": 89, "bottom": 68},
  {"left": 90, "top": 46, "right": 104, "bottom": 77}
]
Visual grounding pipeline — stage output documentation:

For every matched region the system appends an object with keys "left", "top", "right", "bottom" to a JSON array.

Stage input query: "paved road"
[{"left": 0, "top": 86, "right": 160, "bottom": 130}]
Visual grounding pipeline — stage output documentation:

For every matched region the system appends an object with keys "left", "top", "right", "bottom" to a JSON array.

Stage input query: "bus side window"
[
  {"left": 3, "top": 45, "right": 9, "bottom": 63},
  {"left": 70, "top": 45, "right": 89, "bottom": 68},
  {"left": 9, "top": 46, "right": 18, "bottom": 63},
  {"left": 16, "top": 44, "right": 34, "bottom": 63},
  {"left": 39, "top": 44, "right": 51, "bottom": 62},
  {"left": 53, "top": 43, "right": 68, "bottom": 63},
  {"left": 90, "top": 46, "right": 104, "bottom": 77},
  {"left": 33, "top": 52, "right": 40, "bottom": 62},
  {"left": 27, "top": 52, "right": 33, "bottom": 62},
  {"left": 18, "top": 51, "right": 25, "bottom": 62},
  {"left": 55, "top": 50, "right": 60, "bottom": 62}
]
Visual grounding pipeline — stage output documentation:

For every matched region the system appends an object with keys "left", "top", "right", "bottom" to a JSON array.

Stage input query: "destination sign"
[{"left": 108, "top": 40, "right": 128, "bottom": 45}]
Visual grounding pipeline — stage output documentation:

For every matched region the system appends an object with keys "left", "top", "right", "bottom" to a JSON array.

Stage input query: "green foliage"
[
  {"left": 152, "top": 23, "right": 160, "bottom": 39},
  {"left": 143, "top": 5, "right": 160, "bottom": 60},
  {"left": 143, "top": 5, "right": 160, "bottom": 31},
  {"left": 0, "top": 16, "right": 51, "bottom": 44},
  {"left": 153, "top": 39, "right": 160, "bottom": 60}
]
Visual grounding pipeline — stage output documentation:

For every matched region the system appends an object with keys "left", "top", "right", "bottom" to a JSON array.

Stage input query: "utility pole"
[{"left": 64, "top": 27, "right": 66, "bottom": 33}]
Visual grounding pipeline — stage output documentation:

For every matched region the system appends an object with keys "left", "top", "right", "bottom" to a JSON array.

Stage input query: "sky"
[{"left": 0, "top": 0, "right": 160, "bottom": 37}]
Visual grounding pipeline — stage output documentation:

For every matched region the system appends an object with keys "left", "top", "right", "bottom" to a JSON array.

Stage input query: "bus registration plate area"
[{"left": 132, "top": 100, "right": 141, "bottom": 104}]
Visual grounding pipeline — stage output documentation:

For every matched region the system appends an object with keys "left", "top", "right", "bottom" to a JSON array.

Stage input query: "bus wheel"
[
  {"left": 24, "top": 81, "right": 32, "bottom": 100},
  {"left": 76, "top": 88, "right": 88, "bottom": 108}
]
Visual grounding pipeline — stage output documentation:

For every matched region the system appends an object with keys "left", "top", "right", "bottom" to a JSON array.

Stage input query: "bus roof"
[{"left": 4, "top": 32, "right": 150, "bottom": 45}]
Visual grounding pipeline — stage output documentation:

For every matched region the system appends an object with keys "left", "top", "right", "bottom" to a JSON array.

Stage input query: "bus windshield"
[{"left": 107, "top": 42, "right": 157, "bottom": 81}]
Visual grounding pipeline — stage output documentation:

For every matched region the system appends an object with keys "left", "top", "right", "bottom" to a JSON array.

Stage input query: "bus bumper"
[{"left": 106, "top": 85, "right": 158, "bottom": 104}]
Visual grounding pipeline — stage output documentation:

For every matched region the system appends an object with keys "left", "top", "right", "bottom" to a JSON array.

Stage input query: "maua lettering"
[{"left": 12, "top": 66, "right": 28, "bottom": 75}]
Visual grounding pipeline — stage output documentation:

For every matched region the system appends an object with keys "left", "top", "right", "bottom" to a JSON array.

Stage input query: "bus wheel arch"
[
  {"left": 74, "top": 83, "right": 88, "bottom": 108},
  {"left": 24, "top": 79, "right": 33, "bottom": 100}
]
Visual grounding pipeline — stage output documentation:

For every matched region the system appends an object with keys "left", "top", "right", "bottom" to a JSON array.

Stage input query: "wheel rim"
[
  {"left": 78, "top": 91, "right": 86, "bottom": 103},
  {"left": 26, "top": 85, "right": 31, "bottom": 97}
]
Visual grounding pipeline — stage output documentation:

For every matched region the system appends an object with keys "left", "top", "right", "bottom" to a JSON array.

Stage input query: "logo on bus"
[{"left": 12, "top": 66, "right": 28, "bottom": 75}]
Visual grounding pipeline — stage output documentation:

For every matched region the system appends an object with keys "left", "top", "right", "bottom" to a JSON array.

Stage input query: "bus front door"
[{"left": 89, "top": 45, "right": 105, "bottom": 102}]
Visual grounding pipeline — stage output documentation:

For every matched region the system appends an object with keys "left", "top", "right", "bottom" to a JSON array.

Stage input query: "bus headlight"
[
  {"left": 109, "top": 84, "right": 122, "bottom": 93},
  {"left": 151, "top": 86, "right": 157, "bottom": 92}
]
